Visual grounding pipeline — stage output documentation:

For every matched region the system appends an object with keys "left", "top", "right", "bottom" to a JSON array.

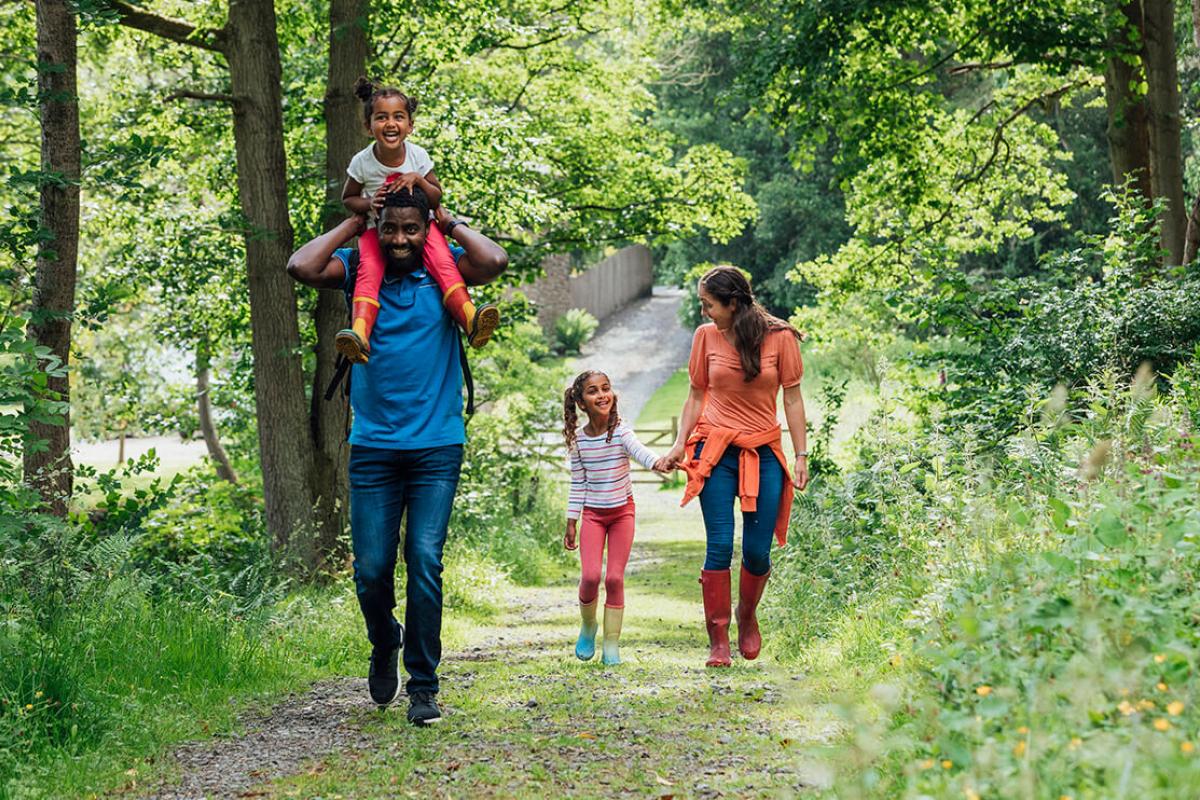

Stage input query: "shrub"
[
  {"left": 456, "top": 321, "right": 570, "bottom": 583},
  {"left": 553, "top": 308, "right": 598, "bottom": 354}
]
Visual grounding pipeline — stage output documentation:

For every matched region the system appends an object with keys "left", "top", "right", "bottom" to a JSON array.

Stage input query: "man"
[{"left": 287, "top": 187, "right": 507, "bottom": 725}]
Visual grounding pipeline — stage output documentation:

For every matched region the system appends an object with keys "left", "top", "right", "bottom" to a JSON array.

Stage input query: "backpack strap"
[
  {"left": 324, "top": 353, "right": 352, "bottom": 401},
  {"left": 458, "top": 335, "right": 475, "bottom": 419}
]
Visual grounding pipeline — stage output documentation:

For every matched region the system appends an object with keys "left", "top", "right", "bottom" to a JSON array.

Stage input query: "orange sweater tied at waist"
[{"left": 678, "top": 423, "right": 793, "bottom": 546}]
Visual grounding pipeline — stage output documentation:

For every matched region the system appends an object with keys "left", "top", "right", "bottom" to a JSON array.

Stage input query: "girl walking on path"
[
  {"left": 662, "top": 266, "right": 809, "bottom": 667},
  {"left": 562, "top": 370, "right": 668, "bottom": 665}
]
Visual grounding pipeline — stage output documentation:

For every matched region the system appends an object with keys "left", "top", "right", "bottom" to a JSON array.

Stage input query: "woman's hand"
[
  {"left": 663, "top": 442, "right": 687, "bottom": 471},
  {"left": 564, "top": 519, "right": 578, "bottom": 551},
  {"left": 651, "top": 456, "right": 673, "bottom": 473},
  {"left": 793, "top": 455, "right": 809, "bottom": 492}
]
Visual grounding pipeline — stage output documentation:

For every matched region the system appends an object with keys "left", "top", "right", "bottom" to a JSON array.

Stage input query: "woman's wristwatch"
[{"left": 795, "top": 451, "right": 809, "bottom": 458}]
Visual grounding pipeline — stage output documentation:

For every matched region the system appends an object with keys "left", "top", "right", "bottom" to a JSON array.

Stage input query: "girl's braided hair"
[
  {"left": 562, "top": 370, "right": 620, "bottom": 453},
  {"left": 354, "top": 76, "right": 418, "bottom": 123},
  {"left": 700, "top": 265, "right": 803, "bottom": 382}
]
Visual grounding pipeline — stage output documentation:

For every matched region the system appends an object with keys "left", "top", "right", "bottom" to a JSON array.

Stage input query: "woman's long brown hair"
[{"left": 700, "top": 266, "right": 802, "bottom": 382}]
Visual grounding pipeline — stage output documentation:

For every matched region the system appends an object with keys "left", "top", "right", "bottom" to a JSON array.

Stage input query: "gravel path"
[
  {"left": 141, "top": 680, "right": 375, "bottom": 799},
  {"left": 568, "top": 285, "right": 692, "bottom": 422}
]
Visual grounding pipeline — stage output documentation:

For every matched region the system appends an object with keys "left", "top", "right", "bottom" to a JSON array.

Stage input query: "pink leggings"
[
  {"left": 354, "top": 215, "right": 461, "bottom": 303},
  {"left": 578, "top": 499, "right": 636, "bottom": 608}
]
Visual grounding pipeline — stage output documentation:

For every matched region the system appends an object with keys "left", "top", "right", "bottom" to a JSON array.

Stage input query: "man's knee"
[{"left": 353, "top": 556, "right": 392, "bottom": 593}]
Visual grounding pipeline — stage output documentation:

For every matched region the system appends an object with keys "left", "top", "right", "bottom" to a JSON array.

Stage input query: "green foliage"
[
  {"left": 552, "top": 308, "right": 599, "bottom": 355},
  {"left": 912, "top": 189, "right": 1200, "bottom": 443},
  {"left": 792, "top": 295, "right": 901, "bottom": 391},
  {"left": 454, "top": 322, "right": 570, "bottom": 583},
  {"left": 651, "top": 22, "right": 846, "bottom": 312},
  {"left": 828, "top": 365, "right": 1200, "bottom": 797}
]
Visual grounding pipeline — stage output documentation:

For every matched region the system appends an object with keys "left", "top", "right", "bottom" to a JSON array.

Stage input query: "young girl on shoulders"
[
  {"left": 562, "top": 370, "right": 668, "bottom": 665},
  {"left": 336, "top": 77, "right": 500, "bottom": 363}
]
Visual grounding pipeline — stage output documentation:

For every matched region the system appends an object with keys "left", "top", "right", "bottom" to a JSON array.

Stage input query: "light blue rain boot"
[{"left": 575, "top": 599, "right": 599, "bottom": 660}]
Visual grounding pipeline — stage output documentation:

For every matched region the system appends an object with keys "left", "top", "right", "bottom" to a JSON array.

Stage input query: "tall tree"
[
  {"left": 309, "top": 0, "right": 368, "bottom": 571},
  {"left": 25, "top": 0, "right": 80, "bottom": 516},
  {"left": 106, "top": 0, "right": 318, "bottom": 562},
  {"left": 1103, "top": 2, "right": 1152, "bottom": 201},
  {"left": 1142, "top": 0, "right": 1185, "bottom": 264}
]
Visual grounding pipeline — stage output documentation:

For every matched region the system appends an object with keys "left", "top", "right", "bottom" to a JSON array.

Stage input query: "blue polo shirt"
[{"left": 336, "top": 247, "right": 465, "bottom": 449}]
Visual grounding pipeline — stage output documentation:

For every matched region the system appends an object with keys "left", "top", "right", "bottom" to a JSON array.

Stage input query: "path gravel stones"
[{"left": 140, "top": 679, "right": 372, "bottom": 799}]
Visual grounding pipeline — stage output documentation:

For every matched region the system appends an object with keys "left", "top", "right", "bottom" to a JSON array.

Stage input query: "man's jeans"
[{"left": 349, "top": 444, "right": 463, "bottom": 696}]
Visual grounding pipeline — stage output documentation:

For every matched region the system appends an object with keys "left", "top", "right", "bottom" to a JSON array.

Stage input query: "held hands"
[
  {"left": 658, "top": 443, "right": 687, "bottom": 473},
  {"left": 564, "top": 519, "right": 578, "bottom": 551}
]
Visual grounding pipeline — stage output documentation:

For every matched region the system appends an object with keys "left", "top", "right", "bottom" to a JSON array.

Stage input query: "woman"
[{"left": 663, "top": 266, "right": 809, "bottom": 667}]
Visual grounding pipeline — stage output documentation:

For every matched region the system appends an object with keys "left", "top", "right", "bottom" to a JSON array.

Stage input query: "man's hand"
[
  {"left": 435, "top": 206, "right": 472, "bottom": 236},
  {"left": 564, "top": 519, "right": 578, "bottom": 551}
]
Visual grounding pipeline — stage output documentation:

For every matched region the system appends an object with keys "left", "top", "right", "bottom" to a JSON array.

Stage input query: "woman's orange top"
[{"left": 679, "top": 323, "right": 803, "bottom": 546}]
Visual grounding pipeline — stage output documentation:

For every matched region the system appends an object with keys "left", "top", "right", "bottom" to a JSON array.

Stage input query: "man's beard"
[{"left": 384, "top": 245, "right": 423, "bottom": 274}]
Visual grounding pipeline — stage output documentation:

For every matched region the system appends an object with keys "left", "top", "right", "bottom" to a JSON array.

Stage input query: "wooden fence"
[{"left": 534, "top": 420, "right": 680, "bottom": 484}]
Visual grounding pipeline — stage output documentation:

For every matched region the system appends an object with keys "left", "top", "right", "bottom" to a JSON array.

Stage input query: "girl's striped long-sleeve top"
[{"left": 567, "top": 423, "right": 659, "bottom": 520}]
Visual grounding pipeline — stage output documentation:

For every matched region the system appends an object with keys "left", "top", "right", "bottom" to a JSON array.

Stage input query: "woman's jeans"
[
  {"left": 696, "top": 442, "right": 785, "bottom": 576},
  {"left": 349, "top": 444, "right": 463, "bottom": 696}
]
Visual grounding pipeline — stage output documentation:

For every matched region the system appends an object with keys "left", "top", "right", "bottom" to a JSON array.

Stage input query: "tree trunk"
[
  {"left": 1103, "top": 1, "right": 1152, "bottom": 204},
  {"left": 197, "top": 343, "right": 239, "bottom": 484},
  {"left": 24, "top": 0, "right": 80, "bottom": 516},
  {"left": 1185, "top": 0, "right": 1200, "bottom": 267},
  {"left": 309, "top": 0, "right": 368, "bottom": 573},
  {"left": 226, "top": 0, "right": 318, "bottom": 563},
  {"left": 1142, "top": 0, "right": 1186, "bottom": 266},
  {"left": 1184, "top": 195, "right": 1200, "bottom": 267}
]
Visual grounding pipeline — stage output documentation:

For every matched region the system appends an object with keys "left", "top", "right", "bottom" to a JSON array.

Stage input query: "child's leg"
[
  {"left": 423, "top": 224, "right": 500, "bottom": 348},
  {"left": 575, "top": 508, "right": 604, "bottom": 660},
  {"left": 601, "top": 503, "right": 636, "bottom": 609},
  {"left": 335, "top": 228, "right": 384, "bottom": 364},
  {"left": 600, "top": 502, "right": 635, "bottom": 665},
  {"left": 578, "top": 509, "right": 605, "bottom": 605}
]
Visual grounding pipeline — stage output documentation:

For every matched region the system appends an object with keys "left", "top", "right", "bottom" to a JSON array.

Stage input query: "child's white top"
[
  {"left": 567, "top": 422, "right": 658, "bottom": 520},
  {"left": 347, "top": 141, "right": 434, "bottom": 196}
]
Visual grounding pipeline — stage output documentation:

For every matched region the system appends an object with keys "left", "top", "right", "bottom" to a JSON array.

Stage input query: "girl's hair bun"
[{"left": 353, "top": 76, "right": 375, "bottom": 101}]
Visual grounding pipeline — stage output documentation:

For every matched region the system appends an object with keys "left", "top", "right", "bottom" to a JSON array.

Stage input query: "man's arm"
[
  {"left": 286, "top": 215, "right": 365, "bottom": 289},
  {"left": 434, "top": 207, "right": 508, "bottom": 286}
]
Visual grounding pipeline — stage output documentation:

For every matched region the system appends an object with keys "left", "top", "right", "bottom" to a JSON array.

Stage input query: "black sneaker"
[
  {"left": 406, "top": 691, "right": 442, "bottom": 726},
  {"left": 368, "top": 643, "right": 401, "bottom": 707}
]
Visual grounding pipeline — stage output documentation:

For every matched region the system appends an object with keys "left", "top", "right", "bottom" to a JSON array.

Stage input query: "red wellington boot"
[
  {"left": 736, "top": 565, "right": 770, "bottom": 660},
  {"left": 699, "top": 569, "right": 732, "bottom": 667}
]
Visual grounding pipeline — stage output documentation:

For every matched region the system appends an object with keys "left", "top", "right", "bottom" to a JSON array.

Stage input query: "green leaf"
[
  {"left": 1094, "top": 511, "right": 1127, "bottom": 548},
  {"left": 1042, "top": 551, "right": 1075, "bottom": 574},
  {"left": 1048, "top": 497, "right": 1071, "bottom": 530}
]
